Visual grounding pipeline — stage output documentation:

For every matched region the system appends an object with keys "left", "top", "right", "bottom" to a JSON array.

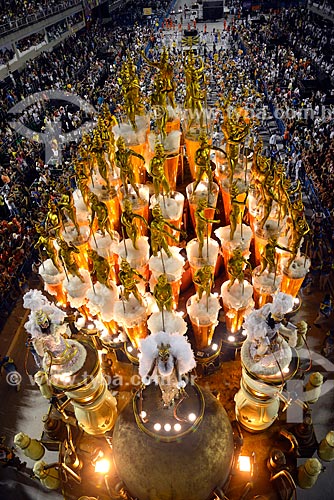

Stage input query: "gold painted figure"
[
  {"left": 227, "top": 248, "right": 251, "bottom": 290},
  {"left": 45, "top": 200, "right": 62, "bottom": 238},
  {"left": 229, "top": 182, "right": 248, "bottom": 240},
  {"left": 87, "top": 249, "right": 112, "bottom": 289},
  {"left": 153, "top": 274, "right": 173, "bottom": 312},
  {"left": 119, "top": 59, "right": 145, "bottom": 129},
  {"left": 257, "top": 236, "right": 290, "bottom": 275},
  {"left": 193, "top": 265, "right": 214, "bottom": 300},
  {"left": 119, "top": 259, "right": 146, "bottom": 305},
  {"left": 287, "top": 217, "right": 310, "bottom": 268},
  {"left": 58, "top": 190, "right": 80, "bottom": 235},
  {"left": 150, "top": 204, "right": 184, "bottom": 258},
  {"left": 194, "top": 198, "right": 220, "bottom": 259},
  {"left": 148, "top": 143, "right": 173, "bottom": 197},
  {"left": 184, "top": 50, "right": 205, "bottom": 117},
  {"left": 222, "top": 110, "right": 251, "bottom": 183},
  {"left": 193, "top": 133, "right": 213, "bottom": 192},
  {"left": 34, "top": 224, "right": 62, "bottom": 272},
  {"left": 74, "top": 160, "right": 90, "bottom": 207},
  {"left": 141, "top": 46, "right": 176, "bottom": 109},
  {"left": 56, "top": 238, "right": 85, "bottom": 282},
  {"left": 88, "top": 192, "right": 115, "bottom": 239},
  {"left": 121, "top": 198, "right": 148, "bottom": 250},
  {"left": 115, "top": 137, "right": 144, "bottom": 197}
]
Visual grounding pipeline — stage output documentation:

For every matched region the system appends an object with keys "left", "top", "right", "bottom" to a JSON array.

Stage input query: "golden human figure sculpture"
[
  {"left": 141, "top": 46, "right": 176, "bottom": 109},
  {"left": 57, "top": 190, "right": 80, "bottom": 235},
  {"left": 257, "top": 236, "right": 290, "bottom": 275},
  {"left": 227, "top": 248, "right": 251, "bottom": 290},
  {"left": 250, "top": 139, "right": 271, "bottom": 192},
  {"left": 97, "top": 115, "right": 115, "bottom": 168},
  {"left": 74, "top": 161, "right": 90, "bottom": 207},
  {"left": 222, "top": 108, "right": 251, "bottom": 183},
  {"left": 121, "top": 198, "right": 148, "bottom": 250},
  {"left": 184, "top": 50, "right": 205, "bottom": 114},
  {"left": 150, "top": 75, "right": 168, "bottom": 136},
  {"left": 88, "top": 192, "right": 115, "bottom": 239},
  {"left": 119, "top": 59, "right": 145, "bottom": 130},
  {"left": 115, "top": 136, "right": 144, "bottom": 197},
  {"left": 87, "top": 249, "right": 112, "bottom": 289},
  {"left": 150, "top": 204, "right": 185, "bottom": 258},
  {"left": 229, "top": 182, "right": 248, "bottom": 240},
  {"left": 45, "top": 200, "right": 62, "bottom": 238},
  {"left": 119, "top": 258, "right": 146, "bottom": 305},
  {"left": 193, "top": 265, "right": 214, "bottom": 300},
  {"left": 153, "top": 274, "right": 173, "bottom": 312},
  {"left": 148, "top": 143, "right": 174, "bottom": 197},
  {"left": 194, "top": 198, "right": 220, "bottom": 259},
  {"left": 287, "top": 217, "right": 310, "bottom": 268},
  {"left": 256, "top": 173, "right": 278, "bottom": 231},
  {"left": 56, "top": 238, "right": 85, "bottom": 282},
  {"left": 96, "top": 151, "right": 111, "bottom": 191},
  {"left": 193, "top": 132, "right": 213, "bottom": 192},
  {"left": 34, "top": 224, "right": 62, "bottom": 272}
]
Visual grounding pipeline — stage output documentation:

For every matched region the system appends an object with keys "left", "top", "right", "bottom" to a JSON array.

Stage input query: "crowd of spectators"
[
  {"left": 237, "top": 7, "right": 334, "bottom": 219},
  {"left": 0, "top": 46, "right": 14, "bottom": 65},
  {"left": 16, "top": 31, "right": 46, "bottom": 53},
  {"left": 0, "top": 0, "right": 81, "bottom": 33}
]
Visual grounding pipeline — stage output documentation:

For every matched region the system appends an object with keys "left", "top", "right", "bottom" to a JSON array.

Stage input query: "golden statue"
[
  {"left": 96, "top": 115, "right": 115, "bottom": 170},
  {"left": 121, "top": 198, "right": 148, "bottom": 249},
  {"left": 119, "top": 258, "right": 146, "bottom": 305},
  {"left": 257, "top": 236, "right": 290, "bottom": 275},
  {"left": 74, "top": 162, "right": 90, "bottom": 207},
  {"left": 227, "top": 248, "right": 251, "bottom": 290},
  {"left": 153, "top": 274, "right": 173, "bottom": 312},
  {"left": 87, "top": 248, "right": 112, "bottom": 289},
  {"left": 148, "top": 143, "right": 174, "bottom": 197},
  {"left": 141, "top": 46, "right": 176, "bottom": 109},
  {"left": 45, "top": 200, "right": 62, "bottom": 238},
  {"left": 194, "top": 198, "right": 220, "bottom": 259},
  {"left": 193, "top": 265, "right": 214, "bottom": 300},
  {"left": 150, "top": 204, "right": 185, "bottom": 258},
  {"left": 34, "top": 224, "right": 62, "bottom": 272},
  {"left": 287, "top": 217, "right": 310, "bottom": 268},
  {"left": 151, "top": 75, "right": 168, "bottom": 136},
  {"left": 115, "top": 136, "right": 144, "bottom": 197},
  {"left": 96, "top": 151, "right": 111, "bottom": 191},
  {"left": 222, "top": 109, "right": 251, "bottom": 183},
  {"left": 184, "top": 50, "right": 205, "bottom": 118},
  {"left": 119, "top": 59, "right": 145, "bottom": 129},
  {"left": 193, "top": 133, "right": 213, "bottom": 192},
  {"left": 256, "top": 173, "right": 278, "bottom": 231},
  {"left": 57, "top": 190, "right": 80, "bottom": 235},
  {"left": 56, "top": 238, "right": 85, "bottom": 282},
  {"left": 88, "top": 192, "right": 115, "bottom": 239},
  {"left": 229, "top": 182, "right": 248, "bottom": 240}
]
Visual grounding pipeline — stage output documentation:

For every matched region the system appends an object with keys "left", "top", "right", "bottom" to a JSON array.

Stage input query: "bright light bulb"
[
  {"left": 211, "top": 343, "right": 218, "bottom": 351},
  {"left": 95, "top": 458, "right": 110, "bottom": 474},
  {"left": 164, "top": 424, "right": 171, "bottom": 432},
  {"left": 228, "top": 335, "right": 235, "bottom": 342},
  {"left": 188, "top": 413, "right": 196, "bottom": 422},
  {"left": 238, "top": 455, "right": 251, "bottom": 473},
  {"left": 174, "top": 423, "right": 181, "bottom": 432},
  {"left": 294, "top": 298, "right": 299, "bottom": 305},
  {"left": 283, "top": 367, "right": 290, "bottom": 374},
  {"left": 127, "top": 345, "right": 133, "bottom": 353},
  {"left": 154, "top": 423, "right": 161, "bottom": 431},
  {"left": 140, "top": 411, "right": 147, "bottom": 419}
]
